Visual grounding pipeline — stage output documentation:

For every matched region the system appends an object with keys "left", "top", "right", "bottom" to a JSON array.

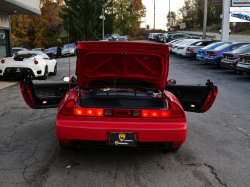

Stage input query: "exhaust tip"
[
  {"left": 162, "top": 149, "right": 169, "bottom": 154},
  {"left": 73, "top": 145, "right": 81, "bottom": 152}
]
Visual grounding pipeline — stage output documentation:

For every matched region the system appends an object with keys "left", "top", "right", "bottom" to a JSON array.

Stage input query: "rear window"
[
  {"left": 48, "top": 47, "right": 57, "bottom": 51},
  {"left": 232, "top": 45, "right": 250, "bottom": 53},
  {"left": 214, "top": 43, "right": 232, "bottom": 50},
  {"left": 202, "top": 42, "right": 220, "bottom": 49},
  {"left": 12, "top": 49, "right": 23, "bottom": 54},
  {"left": 13, "top": 53, "right": 36, "bottom": 61}
]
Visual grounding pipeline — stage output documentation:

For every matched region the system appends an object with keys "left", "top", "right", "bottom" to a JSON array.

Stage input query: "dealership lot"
[{"left": 0, "top": 42, "right": 250, "bottom": 187}]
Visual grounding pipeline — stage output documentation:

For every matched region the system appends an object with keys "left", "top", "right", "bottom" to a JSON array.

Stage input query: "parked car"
[
  {"left": 175, "top": 39, "right": 201, "bottom": 56},
  {"left": 236, "top": 53, "right": 250, "bottom": 75},
  {"left": 205, "top": 42, "right": 250, "bottom": 66},
  {"left": 196, "top": 42, "right": 230, "bottom": 62},
  {"left": 46, "top": 47, "right": 61, "bottom": 59},
  {"left": 166, "top": 33, "right": 190, "bottom": 43},
  {"left": 19, "top": 41, "right": 218, "bottom": 152},
  {"left": 12, "top": 47, "right": 28, "bottom": 56},
  {"left": 61, "top": 44, "right": 77, "bottom": 56},
  {"left": 115, "top": 37, "right": 127, "bottom": 41},
  {"left": 185, "top": 40, "right": 217, "bottom": 58},
  {"left": 0, "top": 51, "right": 57, "bottom": 80},
  {"left": 221, "top": 45, "right": 250, "bottom": 70},
  {"left": 32, "top": 48, "right": 45, "bottom": 52},
  {"left": 171, "top": 39, "right": 195, "bottom": 54},
  {"left": 168, "top": 39, "right": 185, "bottom": 52}
]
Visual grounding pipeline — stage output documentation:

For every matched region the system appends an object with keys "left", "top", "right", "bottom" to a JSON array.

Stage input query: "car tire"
[
  {"left": 52, "top": 63, "right": 57, "bottom": 75},
  {"left": 59, "top": 142, "right": 69, "bottom": 149},
  {"left": 74, "top": 51, "right": 77, "bottom": 56},
  {"left": 171, "top": 146, "right": 180, "bottom": 152},
  {"left": 41, "top": 66, "right": 48, "bottom": 80},
  {"left": 3, "top": 76, "right": 9, "bottom": 80}
]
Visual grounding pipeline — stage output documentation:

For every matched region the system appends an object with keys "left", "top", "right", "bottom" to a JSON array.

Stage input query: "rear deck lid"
[{"left": 76, "top": 42, "right": 170, "bottom": 91}]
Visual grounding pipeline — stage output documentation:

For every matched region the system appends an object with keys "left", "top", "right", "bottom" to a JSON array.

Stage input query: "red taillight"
[
  {"left": 1, "top": 59, "right": 5, "bottom": 64},
  {"left": 180, "top": 47, "right": 185, "bottom": 49},
  {"left": 175, "top": 46, "right": 178, "bottom": 48},
  {"left": 141, "top": 110, "right": 171, "bottom": 118},
  {"left": 34, "top": 61, "right": 38, "bottom": 64},
  {"left": 60, "top": 100, "right": 75, "bottom": 116},
  {"left": 188, "top": 48, "right": 194, "bottom": 51},
  {"left": 202, "top": 51, "right": 207, "bottom": 54},
  {"left": 211, "top": 53, "right": 220, "bottom": 56},
  {"left": 170, "top": 103, "right": 184, "bottom": 118},
  {"left": 73, "top": 108, "right": 103, "bottom": 116},
  {"left": 229, "top": 55, "right": 239, "bottom": 59}
]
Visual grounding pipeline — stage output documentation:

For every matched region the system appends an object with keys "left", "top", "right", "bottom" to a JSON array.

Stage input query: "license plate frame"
[{"left": 107, "top": 132, "right": 137, "bottom": 147}]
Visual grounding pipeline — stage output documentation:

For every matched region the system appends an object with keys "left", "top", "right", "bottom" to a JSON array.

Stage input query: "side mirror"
[
  {"left": 62, "top": 76, "right": 70, "bottom": 82},
  {"left": 168, "top": 79, "right": 177, "bottom": 85}
]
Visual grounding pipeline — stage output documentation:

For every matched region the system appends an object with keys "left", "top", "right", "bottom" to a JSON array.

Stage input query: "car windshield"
[
  {"left": 116, "top": 38, "right": 126, "bottom": 41},
  {"left": 202, "top": 42, "right": 220, "bottom": 49},
  {"left": 12, "top": 49, "right": 23, "bottom": 54},
  {"left": 48, "top": 47, "right": 57, "bottom": 51},
  {"left": 64, "top": 44, "right": 74, "bottom": 49},
  {"left": 214, "top": 43, "right": 232, "bottom": 50},
  {"left": 32, "top": 48, "right": 41, "bottom": 51}
]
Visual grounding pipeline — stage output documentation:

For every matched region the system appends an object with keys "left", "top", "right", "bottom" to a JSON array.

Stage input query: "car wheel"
[
  {"left": 59, "top": 142, "right": 69, "bottom": 149},
  {"left": 52, "top": 63, "right": 57, "bottom": 75},
  {"left": 41, "top": 67, "right": 48, "bottom": 80},
  {"left": 74, "top": 51, "right": 77, "bottom": 56},
  {"left": 171, "top": 146, "right": 180, "bottom": 152},
  {"left": 3, "top": 76, "right": 9, "bottom": 80}
]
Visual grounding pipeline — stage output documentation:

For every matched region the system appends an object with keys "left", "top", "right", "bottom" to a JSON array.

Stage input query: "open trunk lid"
[{"left": 76, "top": 42, "right": 170, "bottom": 91}]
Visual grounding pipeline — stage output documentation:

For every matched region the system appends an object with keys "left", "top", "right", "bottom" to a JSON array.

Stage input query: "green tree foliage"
[
  {"left": 113, "top": 0, "right": 146, "bottom": 36},
  {"left": 60, "top": 0, "right": 111, "bottom": 42},
  {"left": 178, "top": 0, "right": 222, "bottom": 30}
]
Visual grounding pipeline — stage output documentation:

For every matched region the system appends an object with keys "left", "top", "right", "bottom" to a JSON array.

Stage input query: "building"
[{"left": 0, "top": 0, "right": 41, "bottom": 59}]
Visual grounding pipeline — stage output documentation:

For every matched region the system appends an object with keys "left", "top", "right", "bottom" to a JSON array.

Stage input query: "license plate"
[
  {"left": 107, "top": 132, "right": 137, "bottom": 147},
  {"left": 16, "top": 68, "right": 21, "bottom": 72},
  {"left": 242, "top": 59, "right": 246, "bottom": 62},
  {"left": 225, "top": 56, "right": 228, "bottom": 59}
]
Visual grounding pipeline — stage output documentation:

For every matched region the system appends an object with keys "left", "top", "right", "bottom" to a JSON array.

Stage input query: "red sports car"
[{"left": 20, "top": 42, "right": 218, "bottom": 152}]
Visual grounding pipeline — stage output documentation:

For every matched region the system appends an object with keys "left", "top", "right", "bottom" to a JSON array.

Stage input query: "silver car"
[{"left": 61, "top": 44, "right": 77, "bottom": 57}]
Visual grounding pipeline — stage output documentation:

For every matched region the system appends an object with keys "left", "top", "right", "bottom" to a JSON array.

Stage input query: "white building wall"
[
  {"left": 0, "top": 12, "right": 9, "bottom": 28},
  {"left": 15, "top": 0, "right": 40, "bottom": 11}
]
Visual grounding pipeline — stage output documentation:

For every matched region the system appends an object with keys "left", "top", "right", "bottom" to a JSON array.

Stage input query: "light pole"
[
  {"left": 169, "top": 0, "right": 171, "bottom": 31},
  {"left": 202, "top": 0, "right": 207, "bottom": 39},
  {"left": 99, "top": 8, "right": 105, "bottom": 39}
]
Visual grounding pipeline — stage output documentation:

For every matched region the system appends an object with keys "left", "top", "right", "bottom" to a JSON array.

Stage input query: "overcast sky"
[{"left": 141, "top": 0, "right": 185, "bottom": 30}]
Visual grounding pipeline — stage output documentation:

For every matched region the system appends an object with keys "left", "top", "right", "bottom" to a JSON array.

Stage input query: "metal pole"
[
  {"left": 102, "top": 8, "right": 104, "bottom": 39},
  {"left": 67, "top": 18, "right": 70, "bottom": 90},
  {"left": 169, "top": 0, "right": 171, "bottom": 31},
  {"left": 154, "top": 0, "right": 155, "bottom": 30},
  {"left": 221, "top": 0, "right": 230, "bottom": 42},
  {"left": 202, "top": 0, "right": 207, "bottom": 39}
]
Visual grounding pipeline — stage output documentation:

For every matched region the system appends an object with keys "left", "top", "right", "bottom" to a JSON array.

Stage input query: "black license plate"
[{"left": 107, "top": 132, "right": 137, "bottom": 147}]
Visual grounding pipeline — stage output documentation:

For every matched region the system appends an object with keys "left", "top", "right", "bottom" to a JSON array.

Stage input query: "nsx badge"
[{"left": 118, "top": 134, "right": 126, "bottom": 141}]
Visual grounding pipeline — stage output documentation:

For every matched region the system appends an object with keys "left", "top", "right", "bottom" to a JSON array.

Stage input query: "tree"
[
  {"left": 60, "top": 0, "right": 106, "bottom": 42},
  {"left": 113, "top": 0, "right": 146, "bottom": 36},
  {"left": 167, "top": 11, "right": 177, "bottom": 26}
]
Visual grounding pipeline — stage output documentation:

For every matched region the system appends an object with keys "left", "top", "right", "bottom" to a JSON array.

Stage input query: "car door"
[
  {"left": 165, "top": 80, "right": 218, "bottom": 113},
  {"left": 20, "top": 76, "right": 77, "bottom": 109}
]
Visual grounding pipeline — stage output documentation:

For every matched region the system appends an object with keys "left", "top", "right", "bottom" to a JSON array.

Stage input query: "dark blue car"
[
  {"left": 196, "top": 42, "right": 230, "bottom": 62},
  {"left": 204, "top": 42, "right": 250, "bottom": 66}
]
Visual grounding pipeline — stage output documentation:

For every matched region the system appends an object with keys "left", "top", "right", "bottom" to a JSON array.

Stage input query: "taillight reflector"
[
  {"left": 60, "top": 100, "right": 75, "bottom": 116},
  {"left": 141, "top": 110, "right": 171, "bottom": 118},
  {"left": 1, "top": 59, "right": 5, "bottom": 64},
  {"left": 229, "top": 55, "right": 239, "bottom": 59},
  {"left": 73, "top": 108, "right": 104, "bottom": 116},
  {"left": 170, "top": 102, "right": 184, "bottom": 118},
  {"left": 188, "top": 48, "right": 194, "bottom": 51}
]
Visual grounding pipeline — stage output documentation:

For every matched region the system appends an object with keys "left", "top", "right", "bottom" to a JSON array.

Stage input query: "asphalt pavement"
[{"left": 0, "top": 43, "right": 250, "bottom": 187}]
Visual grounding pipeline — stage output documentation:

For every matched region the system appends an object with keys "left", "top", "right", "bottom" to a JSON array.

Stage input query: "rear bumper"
[
  {"left": 220, "top": 60, "right": 237, "bottom": 70},
  {"left": 0, "top": 66, "right": 43, "bottom": 77},
  {"left": 205, "top": 56, "right": 222, "bottom": 65},
  {"left": 186, "top": 52, "right": 196, "bottom": 58},
  {"left": 236, "top": 63, "right": 250, "bottom": 75},
  {"left": 56, "top": 115, "right": 187, "bottom": 148}
]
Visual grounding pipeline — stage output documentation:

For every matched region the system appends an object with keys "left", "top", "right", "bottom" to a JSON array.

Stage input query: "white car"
[
  {"left": 172, "top": 39, "right": 196, "bottom": 53},
  {"left": 0, "top": 51, "right": 57, "bottom": 80},
  {"left": 176, "top": 40, "right": 200, "bottom": 56}
]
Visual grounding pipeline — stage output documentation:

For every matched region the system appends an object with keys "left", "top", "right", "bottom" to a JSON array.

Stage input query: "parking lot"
[{"left": 0, "top": 41, "right": 250, "bottom": 187}]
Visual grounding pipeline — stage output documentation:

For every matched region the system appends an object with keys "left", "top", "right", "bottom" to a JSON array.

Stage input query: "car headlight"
[{"left": 71, "top": 49, "right": 74, "bottom": 53}]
